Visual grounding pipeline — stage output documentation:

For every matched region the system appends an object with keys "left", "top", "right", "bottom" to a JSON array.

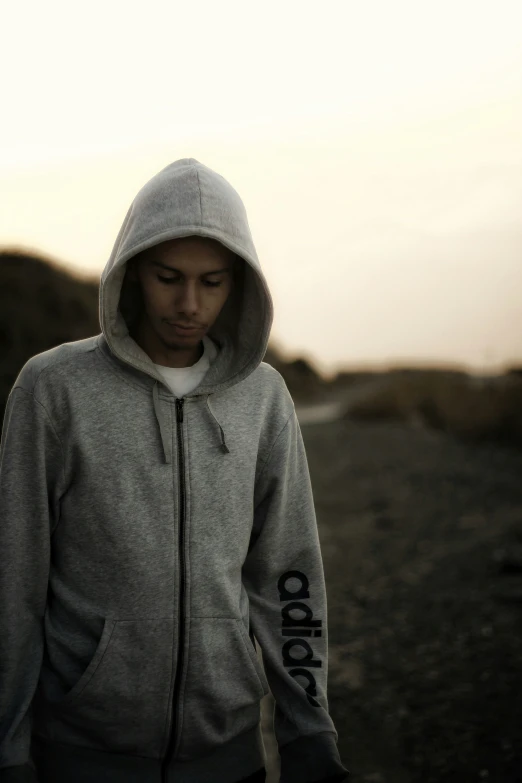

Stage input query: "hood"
[{"left": 98, "top": 158, "right": 274, "bottom": 463}]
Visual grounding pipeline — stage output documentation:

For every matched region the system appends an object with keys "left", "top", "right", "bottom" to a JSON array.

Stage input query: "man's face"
[{"left": 127, "top": 236, "right": 236, "bottom": 365}]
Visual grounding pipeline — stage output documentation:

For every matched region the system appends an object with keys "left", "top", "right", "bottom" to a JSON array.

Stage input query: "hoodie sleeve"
[
  {"left": 0, "top": 386, "right": 63, "bottom": 780},
  {"left": 242, "top": 408, "right": 349, "bottom": 783}
]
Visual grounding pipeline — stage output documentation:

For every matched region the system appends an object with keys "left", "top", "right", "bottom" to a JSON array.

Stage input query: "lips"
[{"left": 166, "top": 322, "right": 202, "bottom": 332}]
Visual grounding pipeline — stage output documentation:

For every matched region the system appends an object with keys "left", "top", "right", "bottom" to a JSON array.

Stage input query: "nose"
[{"left": 176, "top": 281, "right": 199, "bottom": 315}]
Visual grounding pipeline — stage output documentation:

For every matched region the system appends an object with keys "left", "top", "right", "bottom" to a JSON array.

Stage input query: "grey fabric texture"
[{"left": 0, "top": 158, "right": 349, "bottom": 782}]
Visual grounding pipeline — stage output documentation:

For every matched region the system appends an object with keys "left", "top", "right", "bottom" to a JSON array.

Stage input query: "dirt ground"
[{"left": 261, "top": 414, "right": 522, "bottom": 783}]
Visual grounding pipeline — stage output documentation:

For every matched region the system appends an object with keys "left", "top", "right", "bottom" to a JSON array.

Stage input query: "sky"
[{"left": 1, "top": 0, "right": 521, "bottom": 379}]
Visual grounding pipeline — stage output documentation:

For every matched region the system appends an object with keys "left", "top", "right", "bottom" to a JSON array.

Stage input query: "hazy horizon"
[{"left": 2, "top": 0, "right": 521, "bottom": 379}]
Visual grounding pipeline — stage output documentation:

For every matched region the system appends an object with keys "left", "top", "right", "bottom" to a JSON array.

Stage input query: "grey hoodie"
[{"left": 0, "top": 159, "right": 349, "bottom": 783}]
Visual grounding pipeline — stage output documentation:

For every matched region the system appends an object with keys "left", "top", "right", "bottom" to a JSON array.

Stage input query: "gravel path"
[{"left": 260, "top": 412, "right": 522, "bottom": 782}]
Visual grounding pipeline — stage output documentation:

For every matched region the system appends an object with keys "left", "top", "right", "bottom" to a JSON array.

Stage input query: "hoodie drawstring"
[
  {"left": 152, "top": 382, "right": 229, "bottom": 464},
  {"left": 153, "top": 381, "right": 172, "bottom": 464},
  {"left": 205, "top": 394, "right": 230, "bottom": 454}
]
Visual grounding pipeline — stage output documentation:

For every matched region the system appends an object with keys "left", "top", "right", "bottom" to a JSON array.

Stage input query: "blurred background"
[{"left": 2, "top": 1, "right": 522, "bottom": 781}]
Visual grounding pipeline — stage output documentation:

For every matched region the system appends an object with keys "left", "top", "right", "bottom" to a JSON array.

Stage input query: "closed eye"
[{"left": 157, "top": 276, "right": 222, "bottom": 287}]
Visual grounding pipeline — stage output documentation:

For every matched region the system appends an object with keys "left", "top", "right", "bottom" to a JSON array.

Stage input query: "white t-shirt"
[{"left": 153, "top": 335, "right": 218, "bottom": 399}]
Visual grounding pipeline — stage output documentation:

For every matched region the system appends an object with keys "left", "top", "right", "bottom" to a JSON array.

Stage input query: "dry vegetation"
[{"left": 342, "top": 369, "right": 522, "bottom": 448}]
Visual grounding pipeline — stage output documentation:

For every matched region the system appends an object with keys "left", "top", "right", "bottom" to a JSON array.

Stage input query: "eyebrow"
[{"left": 151, "top": 260, "right": 231, "bottom": 275}]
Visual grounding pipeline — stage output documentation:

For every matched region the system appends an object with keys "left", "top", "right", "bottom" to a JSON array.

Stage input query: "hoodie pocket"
[
  {"left": 177, "top": 617, "right": 270, "bottom": 760},
  {"left": 53, "top": 617, "right": 117, "bottom": 707},
  {"left": 45, "top": 617, "right": 174, "bottom": 757}
]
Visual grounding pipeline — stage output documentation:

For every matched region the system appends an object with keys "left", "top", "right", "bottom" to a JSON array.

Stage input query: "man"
[{"left": 0, "top": 158, "right": 349, "bottom": 783}]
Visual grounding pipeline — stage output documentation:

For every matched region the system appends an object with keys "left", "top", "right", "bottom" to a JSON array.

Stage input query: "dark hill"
[
  {"left": 3, "top": 249, "right": 520, "bottom": 446},
  {"left": 0, "top": 249, "right": 327, "bottom": 419},
  {"left": 0, "top": 250, "right": 100, "bottom": 413}
]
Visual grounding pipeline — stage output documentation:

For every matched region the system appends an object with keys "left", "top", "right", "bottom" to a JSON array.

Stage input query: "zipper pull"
[{"left": 176, "top": 398, "right": 184, "bottom": 422}]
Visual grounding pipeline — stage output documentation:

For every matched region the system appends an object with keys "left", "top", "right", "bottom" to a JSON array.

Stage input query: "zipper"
[{"left": 161, "top": 397, "right": 186, "bottom": 783}]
